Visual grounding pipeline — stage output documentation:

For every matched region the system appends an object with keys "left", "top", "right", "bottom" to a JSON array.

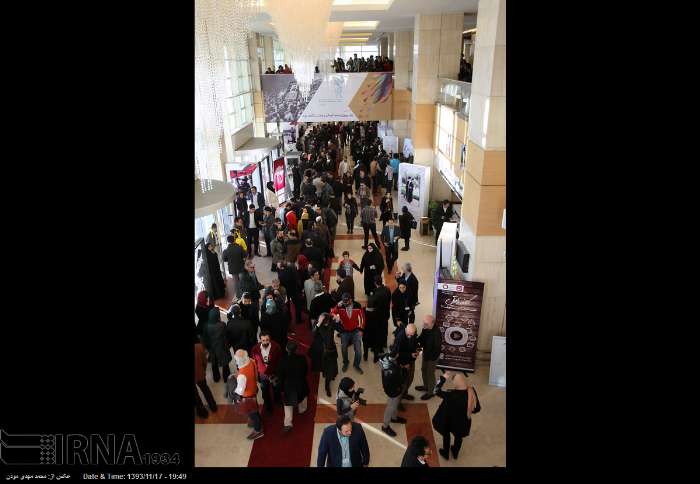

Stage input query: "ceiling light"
[
  {"left": 343, "top": 21, "right": 379, "bottom": 29},
  {"left": 463, "top": 28, "right": 476, "bottom": 34},
  {"left": 333, "top": 0, "right": 392, "bottom": 7}
]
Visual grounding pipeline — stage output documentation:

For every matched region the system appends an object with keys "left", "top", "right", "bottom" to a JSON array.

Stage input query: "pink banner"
[{"left": 273, "top": 157, "right": 288, "bottom": 204}]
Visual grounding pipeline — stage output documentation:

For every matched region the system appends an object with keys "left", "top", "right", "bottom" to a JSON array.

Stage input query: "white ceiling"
[{"left": 249, "top": 0, "right": 479, "bottom": 44}]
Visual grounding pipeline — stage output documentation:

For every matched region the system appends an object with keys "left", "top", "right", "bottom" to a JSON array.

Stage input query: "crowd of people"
[
  {"left": 265, "top": 64, "right": 293, "bottom": 74},
  {"left": 263, "top": 54, "right": 394, "bottom": 76},
  {"left": 332, "top": 54, "right": 393, "bottom": 73},
  {"left": 194, "top": 120, "right": 480, "bottom": 466}
]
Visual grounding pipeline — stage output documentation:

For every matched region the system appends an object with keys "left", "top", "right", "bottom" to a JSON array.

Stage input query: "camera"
[{"left": 353, "top": 388, "right": 367, "bottom": 406}]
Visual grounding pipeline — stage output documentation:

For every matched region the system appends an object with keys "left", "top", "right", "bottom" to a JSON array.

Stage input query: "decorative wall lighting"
[{"left": 194, "top": 0, "right": 258, "bottom": 192}]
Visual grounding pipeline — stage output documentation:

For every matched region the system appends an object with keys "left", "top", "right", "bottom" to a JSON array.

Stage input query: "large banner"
[
  {"left": 273, "top": 157, "right": 287, "bottom": 204},
  {"left": 262, "top": 73, "right": 393, "bottom": 122},
  {"left": 435, "top": 279, "right": 485, "bottom": 372},
  {"left": 398, "top": 163, "right": 430, "bottom": 220}
]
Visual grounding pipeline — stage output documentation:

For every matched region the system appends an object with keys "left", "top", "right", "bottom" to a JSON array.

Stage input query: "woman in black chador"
[
  {"left": 359, "top": 243, "right": 384, "bottom": 297},
  {"left": 204, "top": 242, "right": 226, "bottom": 300}
]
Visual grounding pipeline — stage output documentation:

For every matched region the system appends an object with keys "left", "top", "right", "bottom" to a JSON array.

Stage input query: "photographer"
[
  {"left": 379, "top": 353, "right": 407, "bottom": 437},
  {"left": 336, "top": 377, "right": 365, "bottom": 420}
]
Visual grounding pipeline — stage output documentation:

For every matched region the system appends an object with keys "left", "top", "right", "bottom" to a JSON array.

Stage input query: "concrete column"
[
  {"left": 387, "top": 32, "right": 394, "bottom": 61},
  {"left": 390, "top": 30, "right": 413, "bottom": 148},
  {"left": 248, "top": 33, "right": 266, "bottom": 137},
  {"left": 263, "top": 35, "right": 274, "bottom": 72},
  {"left": 392, "top": 31, "right": 412, "bottom": 90},
  {"left": 458, "top": 0, "right": 506, "bottom": 358}
]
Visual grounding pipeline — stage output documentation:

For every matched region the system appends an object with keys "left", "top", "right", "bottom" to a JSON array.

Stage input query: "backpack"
[{"left": 379, "top": 356, "right": 403, "bottom": 398}]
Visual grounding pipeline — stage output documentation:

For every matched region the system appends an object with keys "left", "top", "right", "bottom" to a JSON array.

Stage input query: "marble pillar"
[{"left": 458, "top": 0, "right": 506, "bottom": 357}]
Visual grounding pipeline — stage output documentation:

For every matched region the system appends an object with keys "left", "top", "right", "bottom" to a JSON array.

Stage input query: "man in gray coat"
[
  {"left": 270, "top": 230, "right": 286, "bottom": 272},
  {"left": 222, "top": 236, "right": 246, "bottom": 298}
]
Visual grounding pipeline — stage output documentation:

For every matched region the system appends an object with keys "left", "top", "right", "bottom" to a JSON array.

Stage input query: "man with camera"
[
  {"left": 378, "top": 352, "right": 407, "bottom": 437},
  {"left": 389, "top": 323, "right": 421, "bottom": 402},
  {"left": 336, "top": 377, "right": 366, "bottom": 420},
  {"left": 330, "top": 292, "right": 365, "bottom": 374}
]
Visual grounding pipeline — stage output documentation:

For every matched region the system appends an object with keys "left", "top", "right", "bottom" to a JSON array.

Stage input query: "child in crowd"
[{"left": 338, "top": 251, "right": 361, "bottom": 278}]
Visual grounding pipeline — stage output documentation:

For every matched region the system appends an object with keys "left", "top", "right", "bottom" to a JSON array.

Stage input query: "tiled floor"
[{"left": 196, "top": 144, "right": 506, "bottom": 467}]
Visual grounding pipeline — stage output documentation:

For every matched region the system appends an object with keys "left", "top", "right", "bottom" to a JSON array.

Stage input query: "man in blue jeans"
[{"left": 330, "top": 292, "right": 365, "bottom": 374}]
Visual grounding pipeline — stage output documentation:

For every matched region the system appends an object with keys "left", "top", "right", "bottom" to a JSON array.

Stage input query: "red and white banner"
[{"left": 273, "top": 157, "right": 287, "bottom": 203}]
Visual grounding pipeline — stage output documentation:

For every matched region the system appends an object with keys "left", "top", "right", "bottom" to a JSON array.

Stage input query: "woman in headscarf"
[
  {"left": 362, "top": 298, "right": 383, "bottom": 363},
  {"left": 260, "top": 293, "right": 289, "bottom": 350},
  {"left": 203, "top": 242, "right": 226, "bottom": 300},
  {"left": 380, "top": 193, "right": 394, "bottom": 229},
  {"left": 201, "top": 307, "right": 231, "bottom": 382},
  {"left": 432, "top": 371, "right": 481, "bottom": 461},
  {"left": 195, "top": 291, "right": 213, "bottom": 336},
  {"left": 359, "top": 243, "right": 384, "bottom": 297},
  {"left": 336, "top": 377, "right": 360, "bottom": 420},
  {"left": 310, "top": 312, "right": 339, "bottom": 397}
]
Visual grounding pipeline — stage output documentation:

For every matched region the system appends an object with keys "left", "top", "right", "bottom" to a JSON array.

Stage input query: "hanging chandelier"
[
  {"left": 194, "top": 0, "right": 258, "bottom": 192},
  {"left": 265, "top": 0, "right": 333, "bottom": 99}
]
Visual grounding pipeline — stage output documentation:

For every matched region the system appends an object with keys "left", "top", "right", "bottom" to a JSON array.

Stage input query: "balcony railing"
[{"left": 438, "top": 78, "right": 471, "bottom": 118}]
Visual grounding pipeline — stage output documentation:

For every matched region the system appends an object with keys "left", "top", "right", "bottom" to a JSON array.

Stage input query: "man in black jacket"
[
  {"left": 222, "top": 236, "right": 246, "bottom": 298},
  {"left": 235, "top": 191, "right": 248, "bottom": 218},
  {"left": 380, "top": 217, "right": 400, "bottom": 272},
  {"left": 416, "top": 315, "right": 442, "bottom": 400},
  {"left": 432, "top": 199, "right": 454, "bottom": 244},
  {"left": 240, "top": 261, "right": 264, "bottom": 307},
  {"left": 248, "top": 185, "right": 265, "bottom": 209},
  {"left": 301, "top": 239, "right": 325, "bottom": 277},
  {"left": 398, "top": 206, "right": 414, "bottom": 250},
  {"left": 367, "top": 275, "right": 391, "bottom": 360},
  {"left": 239, "top": 291, "right": 260, "bottom": 340},
  {"left": 379, "top": 353, "right": 406, "bottom": 437},
  {"left": 277, "top": 261, "right": 303, "bottom": 325},
  {"left": 317, "top": 416, "right": 370, "bottom": 467},
  {"left": 225, "top": 304, "right": 256, "bottom": 354},
  {"left": 276, "top": 341, "right": 309, "bottom": 432},
  {"left": 244, "top": 204, "right": 264, "bottom": 257},
  {"left": 396, "top": 263, "right": 419, "bottom": 326},
  {"left": 390, "top": 323, "right": 419, "bottom": 402}
]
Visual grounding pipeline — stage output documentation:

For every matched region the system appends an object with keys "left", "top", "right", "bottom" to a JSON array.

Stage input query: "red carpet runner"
[{"left": 246, "top": 259, "right": 332, "bottom": 467}]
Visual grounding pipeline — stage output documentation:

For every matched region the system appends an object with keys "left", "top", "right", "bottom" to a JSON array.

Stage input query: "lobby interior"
[{"left": 194, "top": 0, "right": 506, "bottom": 468}]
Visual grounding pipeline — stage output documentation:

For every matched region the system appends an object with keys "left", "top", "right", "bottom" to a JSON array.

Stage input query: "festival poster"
[
  {"left": 435, "top": 279, "right": 485, "bottom": 372},
  {"left": 273, "top": 157, "right": 287, "bottom": 203}
]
